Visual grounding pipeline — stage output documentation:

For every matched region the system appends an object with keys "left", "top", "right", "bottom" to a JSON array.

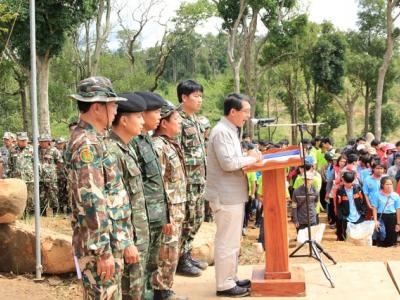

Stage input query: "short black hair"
[
  {"left": 321, "top": 137, "right": 332, "bottom": 146},
  {"left": 347, "top": 153, "right": 359, "bottom": 164},
  {"left": 342, "top": 171, "right": 355, "bottom": 183},
  {"left": 223, "top": 93, "right": 250, "bottom": 116},
  {"left": 395, "top": 140, "right": 400, "bottom": 147},
  {"left": 77, "top": 101, "right": 93, "bottom": 113},
  {"left": 177, "top": 79, "right": 203, "bottom": 103},
  {"left": 371, "top": 159, "right": 385, "bottom": 169},
  {"left": 371, "top": 139, "right": 381, "bottom": 147},
  {"left": 356, "top": 137, "right": 366, "bottom": 143},
  {"left": 112, "top": 112, "right": 129, "bottom": 126},
  {"left": 68, "top": 121, "right": 78, "bottom": 129},
  {"left": 380, "top": 176, "right": 394, "bottom": 189}
]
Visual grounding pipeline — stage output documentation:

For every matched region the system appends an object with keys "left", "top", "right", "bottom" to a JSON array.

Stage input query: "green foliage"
[
  {"left": 369, "top": 104, "right": 400, "bottom": 139},
  {"left": 5, "top": 0, "right": 97, "bottom": 65}
]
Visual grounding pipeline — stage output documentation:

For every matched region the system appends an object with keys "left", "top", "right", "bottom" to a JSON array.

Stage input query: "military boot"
[
  {"left": 153, "top": 289, "right": 176, "bottom": 300},
  {"left": 187, "top": 251, "right": 208, "bottom": 270},
  {"left": 176, "top": 252, "right": 202, "bottom": 277}
]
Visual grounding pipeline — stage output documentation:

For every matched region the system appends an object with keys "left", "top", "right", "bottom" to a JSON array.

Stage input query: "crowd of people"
[
  {"left": 1, "top": 75, "right": 399, "bottom": 300},
  {"left": 241, "top": 135, "right": 400, "bottom": 250}
]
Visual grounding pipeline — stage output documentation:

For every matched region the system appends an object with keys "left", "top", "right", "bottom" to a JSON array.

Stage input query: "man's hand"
[
  {"left": 124, "top": 245, "right": 139, "bottom": 264},
  {"left": 97, "top": 254, "right": 115, "bottom": 281},
  {"left": 248, "top": 149, "right": 262, "bottom": 162},
  {"left": 162, "top": 223, "right": 174, "bottom": 236}
]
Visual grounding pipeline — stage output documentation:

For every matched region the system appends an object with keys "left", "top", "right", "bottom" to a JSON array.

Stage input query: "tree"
[
  {"left": 6, "top": 0, "right": 96, "bottom": 134},
  {"left": 303, "top": 23, "right": 346, "bottom": 137},
  {"left": 374, "top": 0, "right": 400, "bottom": 140}
]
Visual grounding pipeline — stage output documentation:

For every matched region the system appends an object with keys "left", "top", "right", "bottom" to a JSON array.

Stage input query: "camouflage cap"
[
  {"left": 70, "top": 76, "right": 127, "bottom": 103},
  {"left": 55, "top": 137, "right": 67, "bottom": 144},
  {"left": 2, "top": 131, "right": 14, "bottom": 140},
  {"left": 38, "top": 134, "right": 52, "bottom": 142},
  {"left": 160, "top": 101, "right": 176, "bottom": 119},
  {"left": 197, "top": 116, "right": 211, "bottom": 129},
  {"left": 17, "top": 132, "right": 29, "bottom": 141}
]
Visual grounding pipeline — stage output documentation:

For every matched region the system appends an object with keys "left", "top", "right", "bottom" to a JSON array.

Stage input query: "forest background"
[{"left": 1, "top": 0, "right": 400, "bottom": 146}]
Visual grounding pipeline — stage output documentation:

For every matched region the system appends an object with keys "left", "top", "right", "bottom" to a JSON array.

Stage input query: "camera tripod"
[{"left": 289, "top": 124, "right": 337, "bottom": 288}]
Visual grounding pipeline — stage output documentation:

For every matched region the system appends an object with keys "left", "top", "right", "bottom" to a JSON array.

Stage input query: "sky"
[{"left": 108, "top": 0, "right": 359, "bottom": 50}]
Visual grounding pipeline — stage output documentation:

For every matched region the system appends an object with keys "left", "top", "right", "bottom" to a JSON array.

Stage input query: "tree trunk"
[
  {"left": 20, "top": 83, "right": 30, "bottom": 134},
  {"left": 363, "top": 83, "right": 370, "bottom": 135},
  {"left": 91, "top": 0, "right": 111, "bottom": 76},
  {"left": 375, "top": 1, "right": 395, "bottom": 140},
  {"left": 37, "top": 53, "right": 51, "bottom": 135},
  {"left": 346, "top": 102, "right": 355, "bottom": 141}
]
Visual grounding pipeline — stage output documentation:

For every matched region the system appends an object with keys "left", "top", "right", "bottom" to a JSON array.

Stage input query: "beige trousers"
[{"left": 210, "top": 200, "right": 244, "bottom": 291}]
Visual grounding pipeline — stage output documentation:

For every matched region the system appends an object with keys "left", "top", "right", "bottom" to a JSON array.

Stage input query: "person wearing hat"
[
  {"left": 38, "top": 134, "right": 62, "bottom": 216},
  {"left": 55, "top": 137, "right": 69, "bottom": 213},
  {"left": 0, "top": 131, "right": 15, "bottom": 178},
  {"left": 8, "top": 132, "right": 34, "bottom": 215},
  {"left": 291, "top": 170, "right": 319, "bottom": 232},
  {"left": 151, "top": 102, "right": 187, "bottom": 300},
  {"left": 176, "top": 79, "right": 208, "bottom": 277},
  {"left": 107, "top": 92, "right": 149, "bottom": 299},
  {"left": 65, "top": 76, "right": 133, "bottom": 299},
  {"left": 129, "top": 91, "right": 171, "bottom": 298}
]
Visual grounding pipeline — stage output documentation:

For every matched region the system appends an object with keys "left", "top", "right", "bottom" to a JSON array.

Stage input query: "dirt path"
[{"left": 1, "top": 213, "right": 399, "bottom": 299}]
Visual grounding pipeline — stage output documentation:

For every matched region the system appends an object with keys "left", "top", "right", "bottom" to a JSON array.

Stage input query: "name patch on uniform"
[{"left": 80, "top": 147, "right": 94, "bottom": 163}]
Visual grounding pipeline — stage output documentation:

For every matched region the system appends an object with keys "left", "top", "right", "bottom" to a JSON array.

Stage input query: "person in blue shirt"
[
  {"left": 362, "top": 160, "right": 385, "bottom": 219},
  {"left": 370, "top": 176, "right": 400, "bottom": 247},
  {"left": 335, "top": 171, "right": 368, "bottom": 241}
]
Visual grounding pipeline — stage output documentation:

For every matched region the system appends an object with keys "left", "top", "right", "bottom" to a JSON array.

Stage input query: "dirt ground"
[{"left": 1, "top": 213, "right": 399, "bottom": 299}]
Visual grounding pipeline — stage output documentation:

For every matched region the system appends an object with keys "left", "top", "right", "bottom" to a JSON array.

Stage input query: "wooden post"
[{"left": 244, "top": 146, "right": 306, "bottom": 297}]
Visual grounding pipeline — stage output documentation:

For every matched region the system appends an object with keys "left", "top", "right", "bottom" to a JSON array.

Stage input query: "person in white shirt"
[{"left": 205, "top": 93, "right": 261, "bottom": 298}]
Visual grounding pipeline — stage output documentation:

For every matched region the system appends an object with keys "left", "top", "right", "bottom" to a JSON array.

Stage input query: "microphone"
[{"left": 250, "top": 118, "right": 276, "bottom": 126}]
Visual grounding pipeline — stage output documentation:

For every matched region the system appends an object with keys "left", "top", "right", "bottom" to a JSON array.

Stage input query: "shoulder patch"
[{"left": 80, "top": 147, "right": 94, "bottom": 163}]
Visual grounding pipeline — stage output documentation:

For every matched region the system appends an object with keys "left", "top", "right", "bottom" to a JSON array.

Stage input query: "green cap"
[
  {"left": 55, "top": 137, "right": 67, "bottom": 144},
  {"left": 70, "top": 76, "right": 127, "bottom": 103},
  {"left": 160, "top": 101, "right": 176, "bottom": 119},
  {"left": 38, "top": 134, "right": 52, "bottom": 142},
  {"left": 17, "top": 132, "right": 29, "bottom": 141}
]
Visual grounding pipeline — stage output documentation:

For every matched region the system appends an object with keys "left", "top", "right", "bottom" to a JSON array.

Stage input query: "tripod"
[{"left": 289, "top": 124, "right": 337, "bottom": 288}]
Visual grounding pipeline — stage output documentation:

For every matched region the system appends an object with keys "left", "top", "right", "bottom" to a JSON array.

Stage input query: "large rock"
[
  {"left": 0, "top": 179, "right": 27, "bottom": 223},
  {"left": 0, "top": 222, "right": 75, "bottom": 274},
  {"left": 191, "top": 222, "right": 216, "bottom": 265}
]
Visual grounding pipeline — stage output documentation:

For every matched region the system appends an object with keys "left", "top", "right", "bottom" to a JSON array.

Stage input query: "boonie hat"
[{"left": 70, "top": 76, "right": 127, "bottom": 103}]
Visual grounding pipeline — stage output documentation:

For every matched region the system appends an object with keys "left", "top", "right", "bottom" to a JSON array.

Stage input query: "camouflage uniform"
[
  {"left": 56, "top": 138, "right": 69, "bottom": 213},
  {"left": 177, "top": 108, "right": 207, "bottom": 256},
  {"left": 130, "top": 134, "right": 168, "bottom": 298},
  {"left": 0, "top": 146, "right": 10, "bottom": 178},
  {"left": 109, "top": 132, "right": 149, "bottom": 300},
  {"left": 66, "top": 76, "right": 132, "bottom": 300},
  {"left": 151, "top": 134, "right": 187, "bottom": 291},
  {"left": 9, "top": 141, "right": 34, "bottom": 215},
  {"left": 0, "top": 131, "right": 14, "bottom": 178},
  {"left": 65, "top": 120, "right": 134, "bottom": 300},
  {"left": 39, "top": 142, "right": 62, "bottom": 215}
]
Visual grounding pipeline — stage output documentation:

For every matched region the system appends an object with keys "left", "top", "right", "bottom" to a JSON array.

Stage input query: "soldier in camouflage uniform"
[
  {"left": 129, "top": 92, "right": 170, "bottom": 299},
  {"left": 0, "top": 131, "right": 15, "bottom": 178},
  {"left": 108, "top": 92, "right": 149, "bottom": 300},
  {"left": 176, "top": 80, "right": 208, "bottom": 276},
  {"left": 151, "top": 103, "right": 187, "bottom": 300},
  {"left": 39, "top": 134, "right": 62, "bottom": 216},
  {"left": 9, "top": 132, "right": 34, "bottom": 216},
  {"left": 55, "top": 137, "right": 69, "bottom": 213},
  {"left": 65, "top": 76, "right": 137, "bottom": 300}
]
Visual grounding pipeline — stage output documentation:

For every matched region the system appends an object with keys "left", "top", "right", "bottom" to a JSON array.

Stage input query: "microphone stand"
[{"left": 289, "top": 123, "right": 336, "bottom": 288}]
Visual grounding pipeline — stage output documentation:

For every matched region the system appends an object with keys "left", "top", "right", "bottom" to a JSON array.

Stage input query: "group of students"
[{"left": 242, "top": 135, "right": 400, "bottom": 248}]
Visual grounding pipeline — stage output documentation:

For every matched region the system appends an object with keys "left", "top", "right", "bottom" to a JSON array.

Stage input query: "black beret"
[
  {"left": 136, "top": 91, "right": 166, "bottom": 111},
  {"left": 117, "top": 92, "right": 147, "bottom": 113}
]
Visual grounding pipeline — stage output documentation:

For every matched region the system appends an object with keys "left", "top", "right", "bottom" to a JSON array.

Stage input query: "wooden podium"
[{"left": 243, "top": 146, "right": 306, "bottom": 297}]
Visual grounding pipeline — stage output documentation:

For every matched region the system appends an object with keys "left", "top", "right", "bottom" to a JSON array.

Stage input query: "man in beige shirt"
[{"left": 205, "top": 93, "right": 261, "bottom": 297}]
